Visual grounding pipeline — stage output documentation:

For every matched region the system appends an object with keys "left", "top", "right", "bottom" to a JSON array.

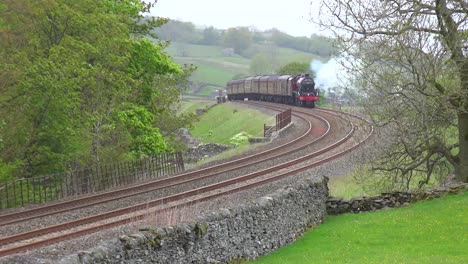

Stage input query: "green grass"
[
  {"left": 190, "top": 103, "right": 274, "bottom": 145},
  {"left": 328, "top": 175, "right": 374, "bottom": 200},
  {"left": 176, "top": 58, "right": 242, "bottom": 86},
  {"left": 251, "top": 191, "right": 468, "bottom": 264}
]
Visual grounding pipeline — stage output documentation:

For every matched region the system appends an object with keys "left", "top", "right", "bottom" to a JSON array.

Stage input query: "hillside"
[{"left": 165, "top": 42, "right": 328, "bottom": 95}]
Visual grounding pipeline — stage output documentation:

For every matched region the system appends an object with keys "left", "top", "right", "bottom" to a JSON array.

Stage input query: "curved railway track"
[
  {"left": 0, "top": 103, "right": 373, "bottom": 259},
  {"left": 0, "top": 105, "right": 323, "bottom": 226}
]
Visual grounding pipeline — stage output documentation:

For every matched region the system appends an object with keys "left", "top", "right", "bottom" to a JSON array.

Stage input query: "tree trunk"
[{"left": 456, "top": 112, "right": 468, "bottom": 183}]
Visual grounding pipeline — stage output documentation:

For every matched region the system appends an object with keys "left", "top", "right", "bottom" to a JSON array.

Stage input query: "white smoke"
[{"left": 310, "top": 58, "right": 341, "bottom": 91}]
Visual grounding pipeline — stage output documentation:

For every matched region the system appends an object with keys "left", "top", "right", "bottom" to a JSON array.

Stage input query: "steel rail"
[
  {"left": 0, "top": 106, "right": 321, "bottom": 226},
  {"left": 0, "top": 111, "right": 335, "bottom": 246},
  {"left": 0, "top": 108, "right": 373, "bottom": 257}
]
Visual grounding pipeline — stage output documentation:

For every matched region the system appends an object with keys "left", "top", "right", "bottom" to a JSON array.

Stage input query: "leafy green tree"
[
  {"left": 277, "top": 62, "right": 316, "bottom": 77},
  {"left": 0, "top": 0, "right": 191, "bottom": 177},
  {"left": 116, "top": 104, "right": 170, "bottom": 158}
]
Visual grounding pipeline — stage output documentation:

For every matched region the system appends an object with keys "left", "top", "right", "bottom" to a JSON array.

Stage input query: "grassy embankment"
[
  {"left": 180, "top": 101, "right": 274, "bottom": 165},
  {"left": 251, "top": 191, "right": 468, "bottom": 264},
  {"left": 190, "top": 103, "right": 274, "bottom": 145}
]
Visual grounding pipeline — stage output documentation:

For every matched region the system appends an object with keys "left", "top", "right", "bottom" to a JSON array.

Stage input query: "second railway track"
[{"left": 0, "top": 103, "right": 373, "bottom": 259}]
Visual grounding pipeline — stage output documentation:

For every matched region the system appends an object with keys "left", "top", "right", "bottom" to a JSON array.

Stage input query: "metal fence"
[
  {"left": 276, "top": 108, "right": 292, "bottom": 131},
  {"left": 264, "top": 109, "right": 292, "bottom": 137},
  {"left": 0, "top": 152, "right": 184, "bottom": 210}
]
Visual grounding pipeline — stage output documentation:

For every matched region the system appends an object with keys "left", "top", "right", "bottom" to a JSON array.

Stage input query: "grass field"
[
  {"left": 250, "top": 191, "right": 468, "bottom": 264},
  {"left": 190, "top": 103, "right": 274, "bottom": 145}
]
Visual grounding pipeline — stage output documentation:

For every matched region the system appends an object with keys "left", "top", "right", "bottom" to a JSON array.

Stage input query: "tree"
[
  {"left": 317, "top": 0, "right": 468, "bottom": 185},
  {"left": 223, "top": 27, "right": 253, "bottom": 55},
  {"left": 0, "top": 0, "right": 191, "bottom": 177},
  {"left": 277, "top": 62, "right": 316, "bottom": 77},
  {"left": 153, "top": 20, "right": 201, "bottom": 44},
  {"left": 199, "top": 26, "right": 220, "bottom": 45}
]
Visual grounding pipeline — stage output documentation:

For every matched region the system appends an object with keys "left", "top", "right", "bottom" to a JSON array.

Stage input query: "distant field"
[
  {"left": 165, "top": 42, "right": 328, "bottom": 95},
  {"left": 251, "top": 191, "right": 468, "bottom": 264},
  {"left": 189, "top": 61, "right": 239, "bottom": 87},
  {"left": 190, "top": 102, "right": 275, "bottom": 145}
]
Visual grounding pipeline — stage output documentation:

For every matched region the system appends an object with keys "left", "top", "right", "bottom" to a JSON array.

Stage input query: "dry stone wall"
[
  {"left": 327, "top": 183, "right": 467, "bottom": 215},
  {"left": 58, "top": 176, "right": 329, "bottom": 264}
]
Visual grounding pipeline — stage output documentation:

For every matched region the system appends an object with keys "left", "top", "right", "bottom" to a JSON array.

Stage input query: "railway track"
[
  {"left": 0, "top": 103, "right": 372, "bottom": 259},
  {"left": 0, "top": 105, "right": 322, "bottom": 226}
]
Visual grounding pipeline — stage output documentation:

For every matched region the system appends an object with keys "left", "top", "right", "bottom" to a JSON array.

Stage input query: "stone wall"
[
  {"left": 183, "top": 143, "right": 232, "bottom": 163},
  {"left": 327, "top": 183, "right": 467, "bottom": 215},
  {"left": 58, "top": 176, "right": 329, "bottom": 264}
]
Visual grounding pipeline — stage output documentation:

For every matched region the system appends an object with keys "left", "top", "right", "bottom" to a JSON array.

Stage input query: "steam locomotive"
[{"left": 226, "top": 74, "right": 320, "bottom": 108}]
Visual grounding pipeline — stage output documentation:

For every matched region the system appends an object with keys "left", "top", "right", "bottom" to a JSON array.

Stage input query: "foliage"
[
  {"left": 251, "top": 192, "right": 468, "bottom": 264},
  {"left": 276, "top": 62, "right": 316, "bottom": 77},
  {"left": 199, "top": 26, "right": 221, "bottom": 45},
  {"left": 129, "top": 38, "right": 182, "bottom": 80},
  {"left": 152, "top": 20, "right": 201, "bottom": 44},
  {"left": 0, "top": 0, "right": 192, "bottom": 178},
  {"left": 0, "top": 159, "right": 22, "bottom": 183},
  {"left": 116, "top": 104, "right": 170, "bottom": 158},
  {"left": 268, "top": 29, "right": 337, "bottom": 57},
  {"left": 229, "top": 132, "right": 252, "bottom": 146},
  {"left": 317, "top": 0, "right": 468, "bottom": 184}
]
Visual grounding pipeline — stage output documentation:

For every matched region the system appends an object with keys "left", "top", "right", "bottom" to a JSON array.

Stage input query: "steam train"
[{"left": 226, "top": 73, "right": 320, "bottom": 108}]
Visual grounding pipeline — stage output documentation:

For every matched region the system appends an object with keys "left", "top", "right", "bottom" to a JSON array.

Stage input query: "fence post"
[
  {"left": 20, "top": 180, "right": 23, "bottom": 206},
  {"left": 13, "top": 180, "right": 17, "bottom": 208},
  {"left": 32, "top": 178, "right": 36, "bottom": 204},
  {"left": 5, "top": 184, "right": 8, "bottom": 208},
  {"left": 43, "top": 177, "right": 47, "bottom": 203},
  {"left": 27, "top": 178, "right": 31, "bottom": 204},
  {"left": 178, "top": 152, "right": 185, "bottom": 172}
]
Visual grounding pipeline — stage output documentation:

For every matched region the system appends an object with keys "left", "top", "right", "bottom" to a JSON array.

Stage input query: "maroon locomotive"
[{"left": 226, "top": 73, "right": 320, "bottom": 108}]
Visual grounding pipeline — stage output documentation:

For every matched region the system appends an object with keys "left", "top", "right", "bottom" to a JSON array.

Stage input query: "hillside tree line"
[{"left": 153, "top": 20, "right": 337, "bottom": 58}]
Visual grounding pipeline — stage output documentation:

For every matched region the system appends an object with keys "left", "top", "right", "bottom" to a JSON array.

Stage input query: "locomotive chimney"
[{"left": 305, "top": 73, "right": 310, "bottom": 78}]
